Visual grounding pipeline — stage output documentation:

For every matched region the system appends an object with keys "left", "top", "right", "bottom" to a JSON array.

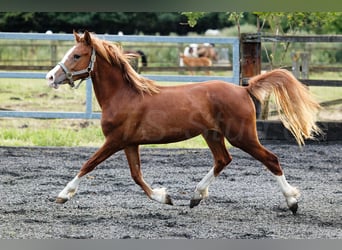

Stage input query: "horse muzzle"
[{"left": 46, "top": 65, "right": 74, "bottom": 89}]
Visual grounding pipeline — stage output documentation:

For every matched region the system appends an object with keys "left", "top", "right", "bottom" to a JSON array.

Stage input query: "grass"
[
  {"left": 0, "top": 74, "right": 341, "bottom": 147},
  {"left": 0, "top": 119, "right": 104, "bottom": 147},
  {"left": 0, "top": 117, "right": 210, "bottom": 148}
]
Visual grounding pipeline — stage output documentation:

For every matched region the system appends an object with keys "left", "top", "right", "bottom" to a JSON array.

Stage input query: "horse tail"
[{"left": 246, "top": 69, "right": 322, "bottom": 145}]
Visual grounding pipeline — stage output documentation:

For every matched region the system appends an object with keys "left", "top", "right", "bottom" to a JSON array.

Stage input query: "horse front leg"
[
  {"left": 124, "top": 145, "right": 173, "bottom": 205},
  {"left": 190, "top": 132, "right": 232, "bottom": 208},
  {"left": 56, "top": 140, "right": 120, "bottom": 204}
]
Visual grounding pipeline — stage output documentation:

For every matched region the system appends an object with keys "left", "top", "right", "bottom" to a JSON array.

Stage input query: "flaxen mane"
[{"left": 80, "top": 33, "right": 159, "bottom": 95}]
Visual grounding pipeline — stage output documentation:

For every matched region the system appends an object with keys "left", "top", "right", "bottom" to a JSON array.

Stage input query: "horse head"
[{"left": 46, "top": 30, "right": 96, "bottom": 89}]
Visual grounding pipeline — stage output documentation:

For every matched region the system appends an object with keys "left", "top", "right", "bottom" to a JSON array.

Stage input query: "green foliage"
[
  {"left": 181, "top": 12, "right": 342, "bottom": 35},
  {"left": 0, "top": 12, "right": 204, "bottom": 35},
  {"left": 2, "top": 12, "right": 340, "bottom": 36},
  {"left": 181, "top": 12, "right": 206, "bottom": 27},
  {"left": 0, "top": 12, "right": 238, "bottom": 35},
  {"left": 253, "top": 12, "right": 342, "bottom": 34}
]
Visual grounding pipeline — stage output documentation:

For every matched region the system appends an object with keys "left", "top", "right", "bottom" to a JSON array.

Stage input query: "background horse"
[
  {"left": 124, "top": 50, "right": 147, "bottom": 73},
  {"left": 181, "top": 43, "right": 218, "bottom": 65},
  {"left": 46, "top": 31, "right": 321, "bottom": 215},
  {"left": 179, "top": 53, "right": 212, "bottom": 75},
  {"left": 197, "top": 43, "right": 218, "bottom": 62}
]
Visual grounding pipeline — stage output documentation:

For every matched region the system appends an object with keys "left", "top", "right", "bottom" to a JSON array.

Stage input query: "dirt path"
[{"left": 0, "top": 144, "right": 341, "bottom": 239}]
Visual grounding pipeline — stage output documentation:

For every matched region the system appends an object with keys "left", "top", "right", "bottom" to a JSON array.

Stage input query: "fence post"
[
  {"left": 291, "top": 52, "right": 300, "bottom": 78},
  {"left": 291, "top": 52, "right": 310, "bottom": 79},
  {"left": 240, "top": 33, "right": 262, "bottom": 118},
  {"left": 300, "top": 52, "right": 310, "bottom": 79}
]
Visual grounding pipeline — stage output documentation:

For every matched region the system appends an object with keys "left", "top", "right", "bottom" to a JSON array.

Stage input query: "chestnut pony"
[
  {"left": 46, "top": 31, "right": 321, "bottom": 214},
  {"left": 180, "top": 53, "right": 212, "bottom": 75}
]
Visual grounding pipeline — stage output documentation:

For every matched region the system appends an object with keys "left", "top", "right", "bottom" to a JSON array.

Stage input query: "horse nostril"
[{"left": 46, "top": 74, "right": 54, "bottom": 83}]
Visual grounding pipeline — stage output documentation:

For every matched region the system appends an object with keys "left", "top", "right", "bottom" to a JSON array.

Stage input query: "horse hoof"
[
  {"left": 165, "top": 194, "right": 173, "bottom": 205},
  {"left": 55, "top": 197, "right": 68, "bottom": 204},
  {"left": 189, "top": 198, "right": 201, "bottom": 208},
  {"left": 289, "top": 203, "right": 298, "bottom": 215}
]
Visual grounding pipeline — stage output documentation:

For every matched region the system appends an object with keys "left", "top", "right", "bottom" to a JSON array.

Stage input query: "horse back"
[{"left": 143, "top": 81, "right": 254, "bottom": 126}]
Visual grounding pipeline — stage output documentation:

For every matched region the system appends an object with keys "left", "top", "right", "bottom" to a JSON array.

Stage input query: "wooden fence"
[
  {"left": 240, "top": 33, "right": 342, "bottom": 142},
  {"left": 241, "top": 33, "right": 342, "bottom": 87}
]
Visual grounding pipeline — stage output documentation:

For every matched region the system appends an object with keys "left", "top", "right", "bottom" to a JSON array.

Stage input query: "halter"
[{"left": 58, "top": 48, "right": 96, "bottom": 89}]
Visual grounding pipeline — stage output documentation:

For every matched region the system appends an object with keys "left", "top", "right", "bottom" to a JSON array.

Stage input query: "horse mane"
[{"left": 80, "top": 33, "right": 159, "bottom": 95}]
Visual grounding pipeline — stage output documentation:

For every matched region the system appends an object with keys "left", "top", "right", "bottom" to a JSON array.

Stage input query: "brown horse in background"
[
  {"left": 46, "top": 31, "right": 321, "bottom": 215},
  {"left": 180, "top": 53, "right": 212, "bottom": 75},
  {"left": 197, "top": 43, "right": 218, "bottom": 62},
  {"left": 184, "top": 43, "right": 218, "bottom": 62}
]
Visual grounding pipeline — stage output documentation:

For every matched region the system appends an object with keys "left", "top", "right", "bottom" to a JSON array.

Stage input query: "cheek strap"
[{"left": 58, "top": 48, "right": 96, "bottom": 88}]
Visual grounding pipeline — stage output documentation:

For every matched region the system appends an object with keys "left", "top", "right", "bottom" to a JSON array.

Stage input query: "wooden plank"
[
  {"left": 261, "top": 34, "right": 342, "bottom": 43},
  {"left": 242, "top": 33, "right": 342, "bottom": 43},
  {"left": 320, "top": 99, "right": 342, "bottom": 107},
  {"left": 272, "top": 66, "right": 342, "bottom": 73},
  {"left": 300, "top": 79, "right": 342, "bottom": 87}
]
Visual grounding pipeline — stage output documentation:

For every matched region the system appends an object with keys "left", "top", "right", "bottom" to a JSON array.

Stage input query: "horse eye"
[{"left": 73, "top": 54, "right": 81, "bottom": 60}]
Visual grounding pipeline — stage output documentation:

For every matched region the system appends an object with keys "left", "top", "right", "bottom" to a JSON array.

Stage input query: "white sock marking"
[
  {"left": 151, "top": 187, "right": 168, "bottom": 203},
  {"left": 194, "top": 167, "right": 215, "bottom": 199},
  {"left": 275, "top": 174, "right": 300, "bottom": 207},
  {"left": 58, "top": 175, "right": 82, "bottom": 200}
]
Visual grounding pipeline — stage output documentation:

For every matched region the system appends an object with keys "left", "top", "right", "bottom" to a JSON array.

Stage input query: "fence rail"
[
  {"left": 0, "top": 32, "right": 240, "bottom": 119},
  {"left": 240, "top": 33, "right": 342, "bottom": 87}
]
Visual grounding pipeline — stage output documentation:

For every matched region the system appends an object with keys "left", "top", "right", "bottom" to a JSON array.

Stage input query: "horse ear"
[
  {"left": 73, "top": 30, "right": 81, "bottom": 42},
  {"left": 83, "top": 30, "right": 92, "bottom": 46}
]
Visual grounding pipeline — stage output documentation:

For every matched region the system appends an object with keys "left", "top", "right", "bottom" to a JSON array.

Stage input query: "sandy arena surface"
[{"left": 0, "top": 143, "right": 341, "bottom": 239}]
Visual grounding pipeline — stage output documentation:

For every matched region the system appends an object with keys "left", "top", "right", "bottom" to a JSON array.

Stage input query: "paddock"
[
  {"left": 0, "top": 32, "right": 341, "bottom": 239},
  {"left": 1, "top": 143, "right": 341, "bottom": 239}
]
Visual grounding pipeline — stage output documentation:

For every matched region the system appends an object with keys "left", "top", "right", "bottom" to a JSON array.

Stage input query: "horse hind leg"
[
  {"left": 257, "top": 145, "right": 300, "bottom": 214},
  {"left": 190, "top": 131, "right": 232, "bottom": 208},
  {"left": 258, "top": 146, "right": 300, "bottom": 214},
  {"left": 124, "top": 145, "right": 173, "bottom": 205},
  {"left": 230, "top": 134, "right": 300, "bottom": 214},
  {"left": 275, "top": 174, "right": 300, "bottom": 214}
]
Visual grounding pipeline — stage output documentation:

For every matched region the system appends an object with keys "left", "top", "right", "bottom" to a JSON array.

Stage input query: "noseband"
[{"left": 58, "top": 48, "right": 96, "bottom": 88}]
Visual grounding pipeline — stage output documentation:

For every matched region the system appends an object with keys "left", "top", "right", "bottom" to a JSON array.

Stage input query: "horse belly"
[{"left": 134, "top": 108, "right": 208, "bottom": 144}]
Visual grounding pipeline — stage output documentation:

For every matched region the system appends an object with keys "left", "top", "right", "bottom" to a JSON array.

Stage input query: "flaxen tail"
[{"left": 247, "top": 69, "right": 322, "bottom": 146}]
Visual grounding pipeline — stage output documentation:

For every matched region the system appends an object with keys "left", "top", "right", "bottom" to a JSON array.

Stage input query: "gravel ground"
[{"left": 0, "top": 143, "right": 341, "bottom": 239}]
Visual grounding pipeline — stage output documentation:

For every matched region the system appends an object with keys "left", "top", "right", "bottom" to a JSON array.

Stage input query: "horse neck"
[{"left": 90, "top": 56, "right": 132, "bottom": 108}]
